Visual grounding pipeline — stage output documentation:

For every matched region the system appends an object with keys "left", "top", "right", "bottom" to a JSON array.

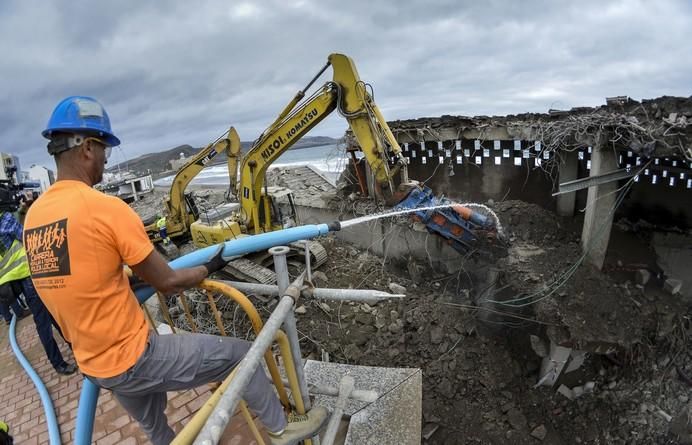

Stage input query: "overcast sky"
[{"left": 1, "top": 0, "right": 690, "bottom": 171}]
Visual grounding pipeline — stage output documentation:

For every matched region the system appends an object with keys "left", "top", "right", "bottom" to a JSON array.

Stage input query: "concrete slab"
[
  {"left": 345, "top": 369, "right": 422, "bottom": 445},
  {"left": 303, "top": 360, "right": 421, "bottom": 444}
]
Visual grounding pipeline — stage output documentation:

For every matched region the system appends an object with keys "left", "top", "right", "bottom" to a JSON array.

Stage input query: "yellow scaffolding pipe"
[
  {"left": 172, "top": 330, "right": 306, "bottom": 445},
  {"left": 198, "top": 280, "right": 290, "bottom": 408}
]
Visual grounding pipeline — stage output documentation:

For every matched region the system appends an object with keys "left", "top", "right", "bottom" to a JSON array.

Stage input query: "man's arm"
[{"left": 130, "top": 250, "right": 208, "bottom": 296}]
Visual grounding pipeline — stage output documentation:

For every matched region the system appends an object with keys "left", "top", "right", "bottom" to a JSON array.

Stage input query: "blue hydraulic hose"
[
  {"left": 74, "top": 380, "right": 99, "bottom": 445},
  {"left": 74, "top": 222, "right": 339, "bottom": 444},
  {"left": 9, "top": 314, "right": 61, "bottom": 445}
]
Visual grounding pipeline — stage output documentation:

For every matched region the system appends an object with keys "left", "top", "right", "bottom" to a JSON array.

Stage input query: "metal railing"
[{"left": 163, "top": 245, "right": 403, "bottom": 444}]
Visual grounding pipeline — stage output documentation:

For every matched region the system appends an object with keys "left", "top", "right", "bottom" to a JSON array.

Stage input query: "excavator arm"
[
  {"left": 146, "top": 127, "right": 241, "bottom": 239},
  {"left": 238, "top": 53, "right": 410, "bottom": 233}
]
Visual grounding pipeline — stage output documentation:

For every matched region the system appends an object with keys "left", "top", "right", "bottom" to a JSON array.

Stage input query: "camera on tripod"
[{"left": 0, "top": 166, "right": 40, "bottom": 213}]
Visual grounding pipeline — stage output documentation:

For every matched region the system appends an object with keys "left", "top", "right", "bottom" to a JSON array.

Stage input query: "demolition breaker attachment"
[{"left": 395, "top": 185, "right": 506, "bottom": 254}]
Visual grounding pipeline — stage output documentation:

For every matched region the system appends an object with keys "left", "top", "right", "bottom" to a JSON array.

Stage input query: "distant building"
[
  {"left": 170, "top": 152, "right": 189, "bottom": 171},
  {"left": 28, "top": 164, "right": 56, "bottom": 192},
  {"left": 100, "top": 174, "right": 154, "bottom": 203},
  {"left": 0, "top": 152, "right": 21, "bottom": 182}
]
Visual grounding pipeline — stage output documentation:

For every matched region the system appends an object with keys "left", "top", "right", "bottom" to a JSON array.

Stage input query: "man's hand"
[
  {"left": 203, "top": 245, "right": 229, "bottom": 276},
  {"left": 130, "top": 250, "right": 208, "bottom": 296}
]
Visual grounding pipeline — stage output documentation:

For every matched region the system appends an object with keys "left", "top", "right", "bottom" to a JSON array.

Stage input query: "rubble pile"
[
  {"left": 278, "top": 231, "right": 689, "bottom": 444},
  {"left": 492, "top": 200, "right": 644, "bottom": 351},
  {"left": 132, "top": 174, "right": 691, "bottom": 444}
]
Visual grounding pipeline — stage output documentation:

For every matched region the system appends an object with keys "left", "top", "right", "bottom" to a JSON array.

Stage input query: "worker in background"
[
  {"left": 25, "top": 96, "right": 328, "bottom": 445},
  {"left": 0, "top": 210, "right": 76, "bottom": 375},
  {"left": 0, "top": 284, "right": 28, "bottom": 326},
  {"left": 155, "top": 213, "right": 170, "bottom": 245}
]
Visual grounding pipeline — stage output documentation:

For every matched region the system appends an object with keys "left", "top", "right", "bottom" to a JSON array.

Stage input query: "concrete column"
[
  {"left": 131, "top": 181, "right": 139, "bottom": 202},
  {"left": 581, "top": 146, "right": 618, "bottom": 270},
  {"left": 556, "top": 150, "right": 579, "bottom": 217}
]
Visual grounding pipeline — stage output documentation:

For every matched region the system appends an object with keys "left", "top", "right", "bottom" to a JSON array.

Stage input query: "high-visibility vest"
[{"left": 0, "top": 239, "right": 31, "bottom": 285}]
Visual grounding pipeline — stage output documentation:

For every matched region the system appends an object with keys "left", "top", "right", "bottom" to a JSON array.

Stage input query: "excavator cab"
[
  {"left": 258, "top": 186, "right": 298, "bottom": 231},
  {"left": 191, "top": 187, "right": 299, "bottom": 249}
]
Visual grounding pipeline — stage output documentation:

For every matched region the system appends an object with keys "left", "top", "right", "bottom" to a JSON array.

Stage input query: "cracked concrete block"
[
  {"left": 538, "top": 342, "right": 572, "bottom": 387},
  {"left": 564, "top": 350, "right": 587, "bottom": 374},
  {"left": 664, "top": 278, "right": 683, "bottom": 295},
  {"left": 304, "top": 360, "right": 422, "bottom": 445}
]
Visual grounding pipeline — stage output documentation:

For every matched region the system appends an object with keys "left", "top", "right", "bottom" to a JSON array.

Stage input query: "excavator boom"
[
  {"left": 145, "top": 127, "right": 241, "bottom": 240},
  {"left": 239, "top": 53, "right": 410, "bottom": 233}
]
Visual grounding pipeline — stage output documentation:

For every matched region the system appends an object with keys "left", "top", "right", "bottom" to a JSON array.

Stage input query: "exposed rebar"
[{"left": 221, "top": 280, "right": 405, "bottom": 302}]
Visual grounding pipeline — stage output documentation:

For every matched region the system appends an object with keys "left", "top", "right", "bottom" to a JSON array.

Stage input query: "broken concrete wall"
[
  {"left": 295, "top": 205, "right": 468, "bottom": 274},
  {"left": 381, "top": 96, "right": 692, "bottom": 228},
  {"left": 402, "top": 139, "right": 556, "bottom": 210}
]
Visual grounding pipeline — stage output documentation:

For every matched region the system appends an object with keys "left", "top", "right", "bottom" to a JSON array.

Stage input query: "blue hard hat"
[{"left": 43, "top": 96, "right": 120, "bottom": 146}]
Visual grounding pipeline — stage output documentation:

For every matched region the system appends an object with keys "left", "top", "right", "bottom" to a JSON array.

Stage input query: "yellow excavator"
[
  {"left": 189, "top": 53, "right": 411, "bottom": 246},
  {"left": 144, "top": 127, "right": 242, "bottom": 243},
  {"left": 147, "top": 53, "right": 501, "bottom": 279},
  {"left": 144, "top": 53, "right": 412, "bottom": 281},
  {"left": 149, "top": 53, "right": 408, "bottom": 246}
]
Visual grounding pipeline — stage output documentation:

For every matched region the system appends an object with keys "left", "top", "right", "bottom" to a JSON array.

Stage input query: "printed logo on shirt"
[{"left": 23, "top": 219, "right": 71, "bottom": 278}]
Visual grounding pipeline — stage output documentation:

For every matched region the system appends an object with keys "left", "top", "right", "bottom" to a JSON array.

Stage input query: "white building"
[
  {"left": 28, "top": 164, "right": 56, "bottom": 192},
  {"left": 0, "top": 152, "right": 21, "bottom": 181}
]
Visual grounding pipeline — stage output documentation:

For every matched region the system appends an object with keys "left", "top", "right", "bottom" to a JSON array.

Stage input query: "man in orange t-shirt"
[{"left": 24, "top": 97, "right": 327, "bottom": 445}]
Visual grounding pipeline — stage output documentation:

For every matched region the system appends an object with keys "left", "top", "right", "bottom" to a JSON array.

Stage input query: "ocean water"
[{"left": 154, "top": 143, "right": 347, "bottom": 187}]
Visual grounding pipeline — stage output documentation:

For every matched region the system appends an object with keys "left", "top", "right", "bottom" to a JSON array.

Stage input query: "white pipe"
[
  {"left": 220, "top": 280, "right": 405, "bottom": 302},
  {"left": 269, "top": 247, "right": 312, "bottom": 415}
]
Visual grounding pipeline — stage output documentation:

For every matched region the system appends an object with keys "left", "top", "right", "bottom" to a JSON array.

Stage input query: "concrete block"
[
  {"left": 564, "top": 350, "right": 587, "bottom": 374},
  {"left": 664, "top": 278, "right": 683, "bottom": 295},
  {"left": 537, "top": 342, "right": 572, "bottom": 387},
  {"left": 303, "top": 360, "right": 422, "bottom": 445},
  {"left": 557, "top": 384, "right": 574, "bottom": 400}
]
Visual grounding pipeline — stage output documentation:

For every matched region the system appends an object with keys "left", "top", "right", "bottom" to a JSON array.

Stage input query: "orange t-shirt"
[{"left": 23, "top": 180, "right": 153, "bottom": 378}]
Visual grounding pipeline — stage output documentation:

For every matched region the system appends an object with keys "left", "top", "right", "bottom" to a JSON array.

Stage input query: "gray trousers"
[{"left": 88, "top": 332, "right": 287, "bottom": 445}]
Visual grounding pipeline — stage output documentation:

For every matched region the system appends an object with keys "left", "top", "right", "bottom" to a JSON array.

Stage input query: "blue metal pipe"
[
  {"left": 133, "top": 222, "right": 337, "bottom": 304},
  {"left": 74, "top": 222, "right": 339, "bottom": 444},
  {"left": 9, "top": 314, "right": 61, "bottom": 444}
]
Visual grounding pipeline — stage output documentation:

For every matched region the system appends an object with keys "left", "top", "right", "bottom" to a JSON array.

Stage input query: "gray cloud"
[{"left": 1, "top": 0, "right": 690, "bottom": 171}]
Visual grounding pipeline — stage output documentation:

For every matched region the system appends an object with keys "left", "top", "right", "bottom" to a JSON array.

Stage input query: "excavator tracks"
[
  {"left": 223, "top": 258, "right": 277, "bottom": 284},
  {"left": 288, "top": 240, "right": 328, "bottom": 269},
  {"left": 220, "top": 240, "right": 329, "bottom": 284}
]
